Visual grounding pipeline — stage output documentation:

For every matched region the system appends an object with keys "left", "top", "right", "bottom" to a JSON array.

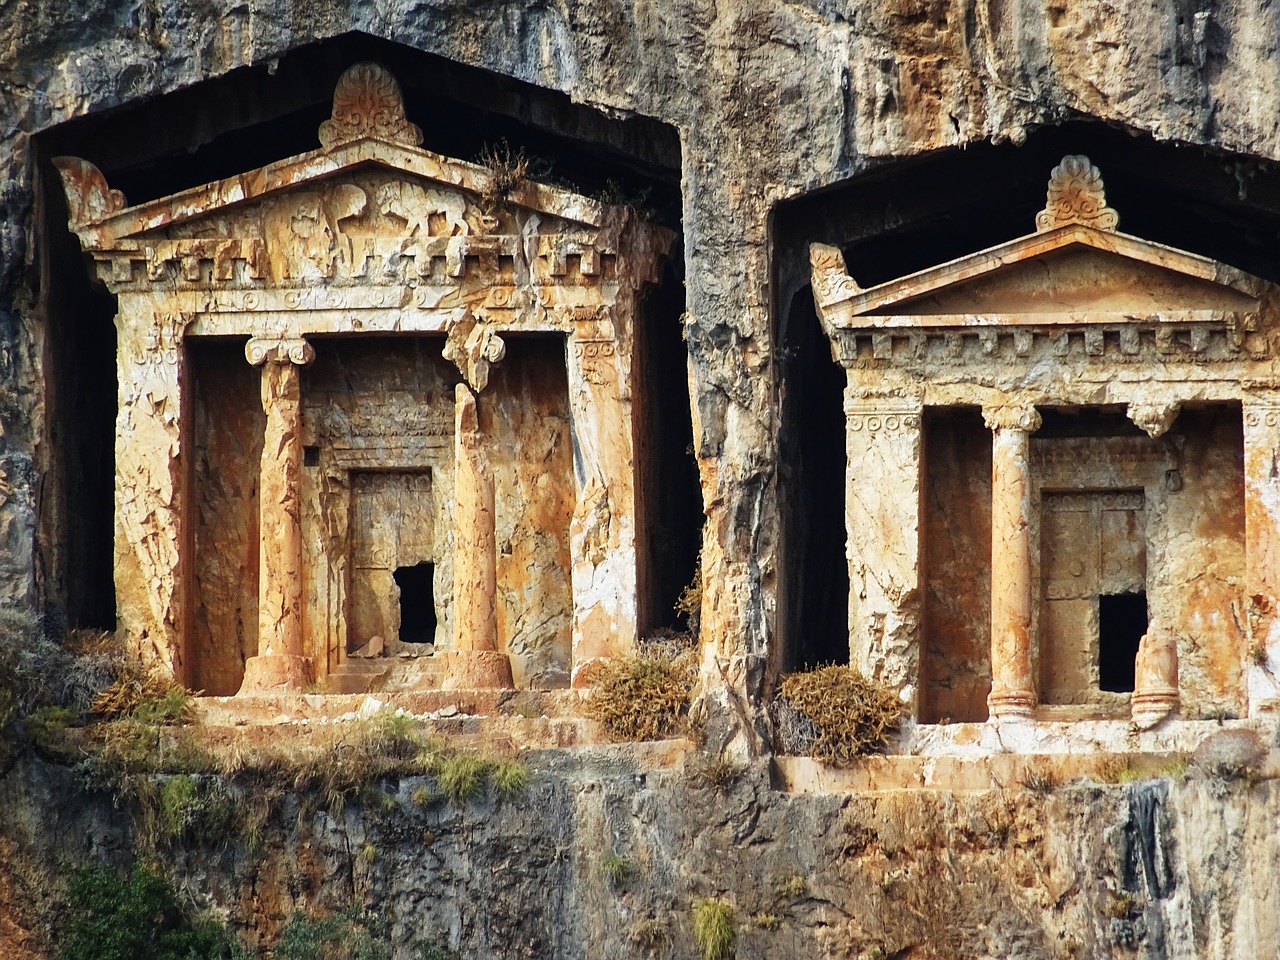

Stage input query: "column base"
[
  {"left": 1131, "top": 688, "right": 1178, "bottom": 729},
  {"left": 987, "top": 690, "right": 1036, "bottom": 720},
  {"left": 442, "top": 650, "right": 514, "bottom": 690},
  {"left": 238, "top": 654, "right": 313, "bottom": 694}
]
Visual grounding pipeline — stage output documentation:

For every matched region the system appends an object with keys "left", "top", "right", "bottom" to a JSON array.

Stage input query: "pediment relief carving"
[
  {"left": 51, "top": 62, "right": 671, "bottom": 300},
  {"left": 60, "top": 172, "right": 622, "bottom": 298}
]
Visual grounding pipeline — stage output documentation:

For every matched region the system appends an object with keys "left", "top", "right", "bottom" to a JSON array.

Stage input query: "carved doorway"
[
  {"left": 348, "top": 470, "right": 435, "bottom": 651},
  {"left": 1040, "top": 490, "right": 1147, "bottom": 705}
]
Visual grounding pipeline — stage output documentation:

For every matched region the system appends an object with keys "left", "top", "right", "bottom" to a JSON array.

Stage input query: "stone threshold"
[
  {"left": 902, "top": 717, "right": 1276, "bottom": 757},
  {"left": 771, "top": 753, "right": 1179, "bottom": 794},
  {"left": 775, "top": 718, "right": 1280, "bottom": 793},
  {"left": 193, "top": 690, "right": 602, "bottom": 750}
]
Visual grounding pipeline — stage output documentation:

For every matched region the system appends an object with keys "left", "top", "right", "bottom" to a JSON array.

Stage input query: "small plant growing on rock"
[
  {"left": 692, "top": 899, "right": 736, "bottom": 960},
  {"left": 773, "top": 874, "right": 807, "bottom": 899},
  {"left": 478, "top": 140, "right": 530, "bottom": 213},
  {"left": 772, "top": 665, "right": 900, "bottom": 764},
  {"left": 601, "top": 853, "right": 636, "bottom": 889},
  {"left": 275, "top": 907, "right": 390, "bottom": 960},
  {"left": 489, "top": 757, "right": 530, "bottom": 797},
  {"left": 631, "top": 917, "right": 668, "bottom": 951},
  {"left": 586, "top": 650, "right": 696, "bottom": 741},
  {"left": 1019, "top": 770, "right": 1058, "bottom": 795},
  {"left": 430, "top": 752, "right": 489, "bottom": 806}
]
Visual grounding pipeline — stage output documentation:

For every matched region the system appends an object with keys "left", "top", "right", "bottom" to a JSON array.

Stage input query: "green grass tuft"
[{"left": 693, "top": 898, "right": 736, "bottom": 960}]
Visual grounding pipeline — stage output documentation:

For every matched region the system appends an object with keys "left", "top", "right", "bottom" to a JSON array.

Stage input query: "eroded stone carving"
[
  {"left": 1035, "top": 154, "right": 1119, "bottom": 232},
  {"left": 443, "top": 313, "right": 506, "bottom": 392},
  {"left": 318, "top": 62, "right": 423, "bottom": 150},
  {"left": 52, "top": 156, "right": 126, "bottom": 227},
  {"left": 378, "top": 181, "right": 470, "bottom": 237},
  {"left": 809, "top": 242, "right": 862, "bottom": 306},
  {"left": 1127, "top": 401, "right": 1181, "bottom": 438},
  {"left": 1132, "top": 619, "right": 1179, "bottom": 728}
]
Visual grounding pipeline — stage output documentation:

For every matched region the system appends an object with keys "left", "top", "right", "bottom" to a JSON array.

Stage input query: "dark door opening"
[
  {"left": 777, "top": 287, "right": 849, "bottom": 672},
  {"left": 1099, "top": 592, "right": 1147, "bottom": 692},
  {"left": 394, "top": 563, "right": 437, "bottom": 644}
]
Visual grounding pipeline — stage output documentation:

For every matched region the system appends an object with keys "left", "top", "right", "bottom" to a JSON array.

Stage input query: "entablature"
[{"left": 54, "top": 61, "right": 674, "bottom": 344}]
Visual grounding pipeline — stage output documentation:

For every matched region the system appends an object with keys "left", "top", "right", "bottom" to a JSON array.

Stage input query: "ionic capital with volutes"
[
  {"left": 245, "top": 336, "right": 316, "bottom": 367},
  {"left": 982, "top": 402, "right": 1042, "bottom": 433}
]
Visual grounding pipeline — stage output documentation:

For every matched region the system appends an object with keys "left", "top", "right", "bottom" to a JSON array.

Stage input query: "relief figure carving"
[{"left": 378, "top": 181, "right": 470, "bottom": 238}]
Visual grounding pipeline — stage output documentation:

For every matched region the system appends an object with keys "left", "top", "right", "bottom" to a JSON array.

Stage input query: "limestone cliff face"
[
  {"left": 2, "top": 754, "right": 1279, "bottom": 960},
  {"left": 3, "top": 4, "right": 1280, "bottom": 959}
]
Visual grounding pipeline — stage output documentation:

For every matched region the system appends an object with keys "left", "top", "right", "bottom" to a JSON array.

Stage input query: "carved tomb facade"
[
  {"left": 810, "top": 155, "right": 1280, "bottom": 729},
  {"left": 55, "top": 62, "right": 673, "bottom": 696}
]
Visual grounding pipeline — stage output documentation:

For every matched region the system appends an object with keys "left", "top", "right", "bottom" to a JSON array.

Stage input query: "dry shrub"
[
  {"left": 478, "top": 140, "right": 530, "bottom": 210},
  {"left": 0, "top": 611, "right": 120, "bottom": 728},
  {"left": 774, "top": 665, "right": 900, "bottom": 764},
  {"left": 586, "top": 651, "right": 696, "bottom": 741},
  {"left": 674, "top": 564, "right": 703, "bottom": 637},
  {"left": 91, "top": 658, "right": 193, "bottom": 722}
]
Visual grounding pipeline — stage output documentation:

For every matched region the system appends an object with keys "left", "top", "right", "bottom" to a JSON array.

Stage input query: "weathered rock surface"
[{"left": 3, "top": 753, "right": 1280, "bottom": 959}]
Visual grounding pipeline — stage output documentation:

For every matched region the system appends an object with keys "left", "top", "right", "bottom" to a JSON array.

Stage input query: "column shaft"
[
  {"left": 985, "top": 405, "right": 1040, "bottom": 719},
  {"left": 239, "top": 339, "right": 314, "bottom": 693},
  {"left": 454, "top": 383, "right": 498, "bottom": 653},
  {"left": 444, "top": 383, "right": 513, "bottom": 689}
]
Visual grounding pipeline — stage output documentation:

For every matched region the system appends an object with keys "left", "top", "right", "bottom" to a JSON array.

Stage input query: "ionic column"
[
  {"left": 983, "top": 403, "right": 1041, "bottom": 719},
  {"left": 843, "top": 389, "right": 925, "bottom": 710},
  {"left": 1243, "top": 395, "right": 1280, "bottom": 715},
  {"left": 238, "top": 337, "right": 315, "bottom": 694},
  {"left": 443, "top": 383, "right": 514, "bottom": 689}
]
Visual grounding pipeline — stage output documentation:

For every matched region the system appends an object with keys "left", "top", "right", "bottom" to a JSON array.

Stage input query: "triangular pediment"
[
  {"left": 810, "top": 156, "right": 1272, "bottom": 331},
  {"left": 814, "top": 225, "right": 1266, "bottom": 329},
  {"left": 53, "top": 63, "right": 615, "bottom": 255},
  {"left": 57, "top": 138, "right": 608, "bottom": 247}
]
